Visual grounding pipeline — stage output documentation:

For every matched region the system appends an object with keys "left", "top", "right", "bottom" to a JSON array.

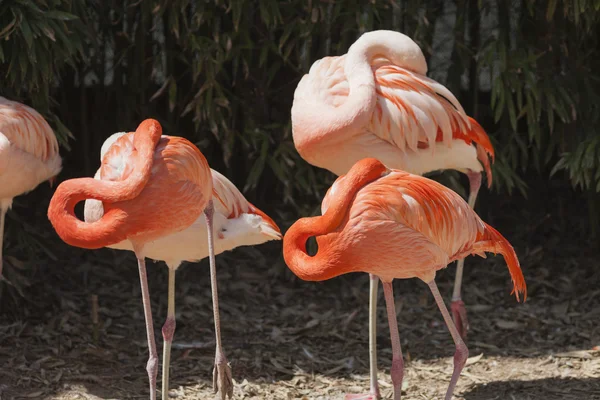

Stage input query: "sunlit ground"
[{"left": 1, "top": 236, "right": 599, "bottom": 399}]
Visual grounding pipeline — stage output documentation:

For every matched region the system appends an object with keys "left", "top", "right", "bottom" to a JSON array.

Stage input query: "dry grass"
[{"left": 1, "top": 231, "right": 599, "bottom": 400}]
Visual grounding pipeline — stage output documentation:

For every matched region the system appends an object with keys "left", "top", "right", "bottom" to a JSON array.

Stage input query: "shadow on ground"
[
  {"left": 1, "top": 197, "right": 600, "bottom": 400},
  {"left": 462, "top": 377, "right": 600, "bottom": 400}
]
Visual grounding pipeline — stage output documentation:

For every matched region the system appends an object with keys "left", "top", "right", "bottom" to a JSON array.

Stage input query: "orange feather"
[
  {"left": 47, "top": 119, "right": 212, "bottom": 250},
  {"left": 284, "top": 158, "right": 526, "bottom": 301}
]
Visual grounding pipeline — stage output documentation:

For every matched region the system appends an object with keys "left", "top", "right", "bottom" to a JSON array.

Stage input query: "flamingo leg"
[
  {"left": 368, "top": 274, "right": 381, "bottom": 397},
  {"left": 451, "top": 171, "right": 481, "bottom": 339},
  {"left": 428, "top": 280, "right": 469, "bottom": 400},
  {"left": 345, "top": 274, "right": 381, "bottom": 400},
  {"left": 161, "top": 266, "right": 177, "bottom": 400},
  {"left": 204, "top": 200, "right": 233, "bottom": 399},
  {"left": 137, "top": 256, "right": 159, "bottom": 400},
  {"left": 0, "top": 207, "right": 5, "bottom": 280},
  {"left": 381, "top": 281, "right": 404, "bottom": 400}
]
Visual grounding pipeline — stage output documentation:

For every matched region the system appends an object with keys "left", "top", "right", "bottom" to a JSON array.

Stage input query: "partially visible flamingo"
[
  {"left": 0, "top": 96, "right": 62, "bottom": 279},
  {"left": 83, "top": 131, "right": 282, "bottom": 400},
  {"left": 291, "top": 30, "right": 494, "bottom": 398},
  {"left": 47, "top": 119, "right": 228, "bottom": 400},
  {"left": 283, "top": 158, "right": 526, "bottom": 400}
]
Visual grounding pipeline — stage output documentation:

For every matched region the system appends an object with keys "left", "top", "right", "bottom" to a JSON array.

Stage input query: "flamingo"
[
  {"left": 47, "top": 119, "right": 231, "bottom": 400},
  {"left": 0, "top": 96, "right": 62, "bottom": 280},
  {"left": 283, "top": 158, "right": 526, "bottom": 400},
  {"left": 291, "top": 30, "right": 494, "bottom": 398},
  {"left": 83, "top": 131, "right": 282, "bottom": 400}
]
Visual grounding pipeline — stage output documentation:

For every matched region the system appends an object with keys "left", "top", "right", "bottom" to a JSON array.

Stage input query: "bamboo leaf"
[
  {"left": 168, "top": 79, "right": 177, "bottom": 112},
  {"left": 546, "top": 0, "right": 558, "bottom": 20},
  {"left": 19, "top": 17, "right": 34, "bottom": 49},
  {"left": 506, "top": 91, "right": 517, "bottom": 131},
  {"left": 45, "top": 10, "right": 79, "bottom": 21}
]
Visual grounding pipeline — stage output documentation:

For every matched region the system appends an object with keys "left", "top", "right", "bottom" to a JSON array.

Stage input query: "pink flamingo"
[
  {"left": 48, "top": 119, "right": 233, "bottom": 400},
  {"left": 291, "top": 30, "right": 494, "bottom": 398},
  {"left": 0, "top": 96, "right": 62, "bottom": 279},
  {"left": 83, "top": 131, "right": 281, "bottom": 400},
  {"left": 283, "top": 158, "right": 526, "bottom": 400}
]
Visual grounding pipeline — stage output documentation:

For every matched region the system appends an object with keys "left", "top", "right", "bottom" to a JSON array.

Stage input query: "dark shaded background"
[{"left": 0, "top": 1, "right": 599, "bottom": 398}]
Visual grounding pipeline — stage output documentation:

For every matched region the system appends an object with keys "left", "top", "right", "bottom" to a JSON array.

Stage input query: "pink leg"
[
  {"left": 137, "top": 257, "right": 158, "bottom": 400},
  {"left": 382, "top": 281, "right": 404, "bottom": 400},
  {"left": 451, "top": 170, "right": 481, "bottom": 339},
  {"left": 161, "top": 266, "right": 177, "bottom": 400},
  {"left": 345, "top": 274, "right": 381, "bottom": 400},
  {"left": 428, "top": 280, "right": 468, "bottom": 400},
  {"left": 0, "top": 207, "right": 6, "bottom": 280},
  {"left": 205, "top": 200, "right": 233, "bottom": 399}
]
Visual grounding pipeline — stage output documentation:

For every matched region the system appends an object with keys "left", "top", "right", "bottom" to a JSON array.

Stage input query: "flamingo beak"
[{"left": 49, "top": 177, "right": 57, "bottom": 188}]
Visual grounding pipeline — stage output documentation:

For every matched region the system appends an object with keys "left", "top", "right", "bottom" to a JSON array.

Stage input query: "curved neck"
[
  {"left": 47, "top": 119, "right": 163, "bottom": 249},
  {"left": 293, "top": 31, "right": 427, "bottom": 157},
  {"left": 48, "top": 178, "right": 131, "bottom": 249},
  {"left": 345, "top": 30, "right": 427, "bottom": 77},
  {"left": 283, "top": 158, "right": 387, "bottom": 281},
  {"left": 100, "top": 119, "right": 162, "bottom": 201}
]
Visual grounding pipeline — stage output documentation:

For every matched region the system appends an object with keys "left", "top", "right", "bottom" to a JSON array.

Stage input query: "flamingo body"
[
  {"left": 84, "top": 131, "right": 281, "bottom": 267},
  {"left": 48, "top": 124, "right": 212, "bottom": 251},
  {"left": 286, "top": 158, "right": 525, "bottom": 294},
  {"left": 291, "top": 31, "right": 494, "bottom": 395},
  {"left": 0, "top": 97, "right": 62, "bottom": 205},
  {"left": 0, "top": 96, "right": 62, "bottom": 278},
  {"left": 292, "top": 45, "right": 494, "bottom": 181},
  {"left": 78, "top": 129, "right": 280, "bottom": 400},
  {"left": 283, "top": 158, "right": 526, "bottom": 400},
  {"left": 47, "top": 119, "right": 216, "bottom": 400}
]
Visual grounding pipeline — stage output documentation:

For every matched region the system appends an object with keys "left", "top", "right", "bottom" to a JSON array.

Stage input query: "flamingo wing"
[
  {"left": 296, "top": 56, "right": 495, "bottom": 182},
  {"left": 371, "top": 65, "right": 469, "bottom": 152},
  {"left": 211, "top": 170, "right": 251, "bottom": 218},
  {"left": 372, "top": 65, "right": 495, "bottom": 181},
  {"left": 0, "top": 97, "right": 60, "bottom": 163},
  {"left": 348, "top": 170, "right": 486, "bottom": 258},
  {"left": 343, "top": 168, "right": 524, "bottom": 299}
]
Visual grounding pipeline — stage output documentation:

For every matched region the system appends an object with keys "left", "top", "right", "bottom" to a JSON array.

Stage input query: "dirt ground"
[{"left": 1, "top": 225, "right": 599, "bottom": 400}]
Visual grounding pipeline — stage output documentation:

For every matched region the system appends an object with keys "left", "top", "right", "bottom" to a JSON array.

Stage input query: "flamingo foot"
[
  {"left": 450, "top": 299, "right": 469, "bottom": 340},
  {"left": 212, "top": 355, "right": 233, "bottom": 400},
  {"left": 344, "top": 377, "right": 380, "bottom": 399},
  {"left": 344, "top": 391, "right": 379, "bottom": 400}
]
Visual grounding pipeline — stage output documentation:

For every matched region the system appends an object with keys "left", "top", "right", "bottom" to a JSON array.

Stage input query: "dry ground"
[{"left": 1, "top": 231, "right": 599, "bottom": 400}]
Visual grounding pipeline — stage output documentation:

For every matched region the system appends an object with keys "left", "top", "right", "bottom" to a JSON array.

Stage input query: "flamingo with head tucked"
[
  {"left": 47, "top": 119, "right": 233, "bottom": 400},
  {"left": 291, "top": 30, "right": 494, "bottom": 398},
  {"left": 0, "top": 96, "right": 62, "bottom": 280},
  {"left": 283, "top": 158, "right": 526, "bottom": 400},
  {"left": 83, "top": 131, "right": 281, "bottom": 400}
]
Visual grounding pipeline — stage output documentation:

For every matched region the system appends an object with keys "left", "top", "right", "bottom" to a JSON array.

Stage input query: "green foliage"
[
  {"left": 2, "top": 0, "right": 600, "bottom": 304},
  {"left": 2, "top": 0, "right": 600, "bottom": 213},
  {"left": 476, "top": 0, "right": 600, "bottom": 196},
  {"left": 0, "top": 0, "right": 89, "bottom": 148}
]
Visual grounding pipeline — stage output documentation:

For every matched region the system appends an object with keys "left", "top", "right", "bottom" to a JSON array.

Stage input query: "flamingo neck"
[
  {"left": 341, "top": 30, "right": 428, "bottom": 133},
  {"left": 47, "top": 119, "right": 163, "bottom": 250},
  {"left": 345, "top": 30, "right": 428, "bottom": 77},
  {"left": 283, "top": 158, "right": 388, "bottom": 281},
  {"left": 47, "top": 179, "right": 131, "bottom": 249},
  {"left": 292, "top": 31, "right": 428, "bottom": 164}
]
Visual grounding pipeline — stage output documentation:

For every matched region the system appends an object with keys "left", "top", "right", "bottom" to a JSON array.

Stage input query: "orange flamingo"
[
  {"left": 47, "top": 119, "right": 232, "bottom": 400},
  {"left": 83, "top": 131, "right": 281, "bottom": 400},
  {"left": 283, "top": 158, "right": 526, "bottom": 400},
  {"left": 291, "top": 30, "right": 494, "bottom": 398},
  {"left": 0, "top": 96, "right": 62, "bottom": 280}
]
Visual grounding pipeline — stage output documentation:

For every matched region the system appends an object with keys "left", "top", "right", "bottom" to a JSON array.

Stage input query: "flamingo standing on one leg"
[
  {"left": 83, "top": 131, "right": 282, "bottom": 400},
  {"left": 291, "top": 30, "right": 493, "bottom": 398},
  {"left": 0, "top": 96, "right": 62, "bottom": 280},
  {"left": 47, "top": 119, "right": 231, "bottom": 400},
  {"left": 283, "top": 158, "right": 526, "bottom": 400}
]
